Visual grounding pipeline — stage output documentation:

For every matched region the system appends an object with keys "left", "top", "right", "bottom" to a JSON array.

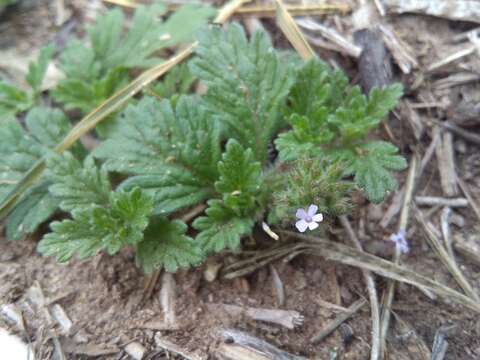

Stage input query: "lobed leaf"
[
  {"left": 95, "top": 96, "right": 221, "bottom": 215},
  {"left": 193, "top": 199, "right": 254, "bottom": 253},
  {"left": 38, "top": 187, "right": 153, "bottom": 262},
  {"left": 190, "top": 23, "right": 295, "bottom": 164},
  {"left": 136, "top": 217, "right": 203, "bottom": 273}
]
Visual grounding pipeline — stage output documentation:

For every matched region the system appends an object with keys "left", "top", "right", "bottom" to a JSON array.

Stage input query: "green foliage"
[
  {"left": 215, "top": 140, "right": 262, "bottom": 216},
  {"left": 53, "top": 3, "right": 214, "bottom": 114},
  {"left": 190, "top": 23, "right": 295, "bottom": 164},
  {"left": 0, "top": 107, "right": 72, "bottom": 240},
  {"left": 276, "top": 58, "right": 406, "bottom": 202},
  {"left": 192, "top": 140, "right": 263, "bottom": 253},
  {"left": 136, "top": 217, "right": 202, "bottom": 273},
  {"left": 193, "top": 200, "right": 255, "bottom": 253},
  {"left": 0, "top": 45, "right": 54, "bottom": 117},
  {"left": 0, "top": 21, "right": 408, "bottom": 273},
  {"left": 333, "top": 141, "right": 407, "bottom": 203},
  {"left": 47, "top": 153, "right": 111, "bottom": 212},
  {"left": 95, "top": 96, "right": 221, "bottom": 215},
  {"left": 38, "top": 187, "right": 153, "bottom": 262},
  {"left": 150, "top": 63, "right": 195, "bottom": 100},
  {"left": 269, "top": 158, "right": 352, "bottom": 225}
]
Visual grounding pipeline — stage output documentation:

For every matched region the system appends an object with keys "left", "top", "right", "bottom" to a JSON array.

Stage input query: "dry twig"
[
  {"left": 415, "top": 196, "right": 468, "bottom": 207},
  {"left": 310, "top": 298, "right": 367, "bottom": 344}
]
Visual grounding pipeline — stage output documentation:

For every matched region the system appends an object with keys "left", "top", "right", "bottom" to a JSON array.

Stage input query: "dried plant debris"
[{"left": 382, "top": 0, "right": 480, "bottom": 23}]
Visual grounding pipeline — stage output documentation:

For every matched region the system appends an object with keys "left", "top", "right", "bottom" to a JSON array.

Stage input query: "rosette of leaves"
[{"left": 276, "top": 58, "right": 407, "bottom": 203}]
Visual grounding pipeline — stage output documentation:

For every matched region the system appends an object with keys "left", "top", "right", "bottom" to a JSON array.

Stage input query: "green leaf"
[
  {"left": 47, "top": 153, "right": 111, "bottom": 212},
  {"left": 26, "top": 44, "right": 55, "bottom": 95},
  {"left": 190, "top": 23, "right": 294, "bottom": 163},
  {"left": 274, "top": 130, "right": 320, "bottom": 162},
  {"left": 193, "top": 199, "right": 254, "bottom": 253},
  {"left": 150, "top": 62, "right": 195, "bottom": 99},
  {"left": 136, "top": 217, "right": 203, "bottom": 273},
  {"left": 215, "top": 139, "right": 262, "bottom": 215},
  {"left": 0, "top": 108, "right": 73, "bottom": 239},
  {"left": 278, "top": 59, "right": 404, "bottom": 161},
  {"left": 95, "top": 96, "right": 221, "bottom": 215},
  {"left": 38, "top": 187, "right": 153, "bottom": 262},
  {"left": 366, "top": 84, "right": 403, "bottom": 119},
  {"left": 5, "top": 182, "right": 60, "bottom": 241},
  {"left": 53, "top": 3, "right": 213, "bottom": 115},
  {"left": 52, "top": 67, "right": 129, "bottom": 114},
  {"left": 288, "top": 58, "right": 349, "bottom": 119},
  {"left": 0, "top": 108, "right": 71, "bottom": 201},
  {"left": 340, "top": 141, "right": 407, "bottom": 203},
  {"left": 0, "top": 82, "right": 31, "bottom": 117}
]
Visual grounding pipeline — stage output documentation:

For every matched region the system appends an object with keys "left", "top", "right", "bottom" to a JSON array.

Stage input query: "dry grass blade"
[
  {"left": 379, "top": 156, "right": 417, "bottom": 358},
  {"left": 0, "top": 0, "right": 249, "bottom": 220},
  {"left": 340, "top": 215, "right": 380, "bottom": 360},
  {"left": 103, "top": 0, "right": 351, "bottom": 17},
  {"left": 223, "top": 243, "right": 307, "bottom": 279},
  {"left": 414, "top": 206, "right": 479, "bottom": 301},
  {"left": 274, "top": 0, "right": 316, "bottom": 60},
  {"left": 280, "top": 231, "right": 480, "bottom": 313}
]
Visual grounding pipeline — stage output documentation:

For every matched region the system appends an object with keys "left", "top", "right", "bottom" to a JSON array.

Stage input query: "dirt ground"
[{"left": 1, "top": 1, "right": 480, "bottom": 359}]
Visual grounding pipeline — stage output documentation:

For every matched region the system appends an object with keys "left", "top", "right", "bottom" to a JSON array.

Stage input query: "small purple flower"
[
  {"left": 390, "top": 230, "right": 409, "bottom": 254},
  {"left": 295, "top": 205, "right": 323, "bottom": 233}
]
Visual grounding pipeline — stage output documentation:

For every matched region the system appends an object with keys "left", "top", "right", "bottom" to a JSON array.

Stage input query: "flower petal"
[
  {"left": 296, "top": 208, "right": 307, "bottom": 220},
  {"left": 295, "top": 219, "right": 309, "bottom": 232},
  {"left": 308, "top": 221, "right": 319, "bottom": 230},
  {"left": 307, "top": 204, "right": 318, "bottom": 217},
  {"left": 312, "top": 213, "right": 324, "bottom": 222}
]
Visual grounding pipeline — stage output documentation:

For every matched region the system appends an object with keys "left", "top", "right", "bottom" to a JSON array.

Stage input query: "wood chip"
[
  {"left": 208, "top": 303, "right": 303, "bottom": 330},
  {"left": 51, "top": 304, "right": 73, "bottom": 335},
  {"left": 382, "top": 0, "right": 480, "bottom": 24},
  {"left": 219, "top": 328, "right": 306, "bottom": 360},
  {"left": 160, "top": 272, "right": 176, "bottom": 327},
  {"left": 435, "top": 129, "right": 458, "bottom": 196},
  {"left": 124, "top": 341, "right": 146, "bottom": 360}
]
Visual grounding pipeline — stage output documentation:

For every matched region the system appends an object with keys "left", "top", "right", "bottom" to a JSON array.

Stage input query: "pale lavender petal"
[
  {"left": 296, "top": 208, "right": 307, "bottom": 220},
  {"left": 312, "top": 213, "right": 324, "bottom": 222},
  {"left": 307, "top": 204, "right": 318, "bottom": 217},
  {"left": 295, "top": 219, "right": 309, "bottom": 232},
  {"left": 308, "top": 221, "right": 319, "bottom": 231}
]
